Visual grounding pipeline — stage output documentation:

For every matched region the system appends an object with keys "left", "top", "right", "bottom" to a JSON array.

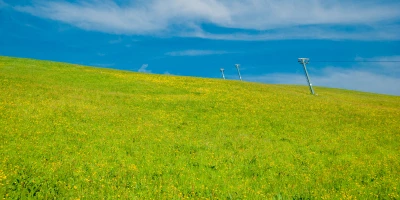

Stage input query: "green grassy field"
[{"left": 0, "top": 56, "right": 399, "bottom": 199}]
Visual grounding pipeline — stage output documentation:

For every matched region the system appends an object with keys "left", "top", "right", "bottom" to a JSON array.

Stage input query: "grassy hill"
[{"left": 0, "top": 56, "right": 399, "bottom": 199}]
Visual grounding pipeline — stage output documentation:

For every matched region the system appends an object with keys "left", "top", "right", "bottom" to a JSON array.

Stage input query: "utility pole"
[
  {"left": 235, "top": 64, "right": 242, "bottom": 81},
  {"left": 298, "top": 58, "right": 315, "bottom": 95},
  {"left": 220, "top": 68, "right": 226, "bottom": 79}
]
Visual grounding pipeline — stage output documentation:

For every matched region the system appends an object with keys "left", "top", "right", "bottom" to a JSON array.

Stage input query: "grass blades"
[{"left": 1, "top": 56, "right": 399, "bottom": 199}]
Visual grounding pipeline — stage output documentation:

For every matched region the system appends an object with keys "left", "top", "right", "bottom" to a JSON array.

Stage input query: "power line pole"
[
  {"left": 298, "top": 58, "right": 315, "bottom": 95},
  {"left": 220, "top": 68, "right": 225, "bottom": 79},
  {"left": 235, "top": 64, "right": 242, "bottom": 81}
]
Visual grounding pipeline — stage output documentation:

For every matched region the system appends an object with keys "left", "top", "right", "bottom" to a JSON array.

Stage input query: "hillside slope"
[{"left": 1, "top": 56, "right": 399, "bottom": 199}]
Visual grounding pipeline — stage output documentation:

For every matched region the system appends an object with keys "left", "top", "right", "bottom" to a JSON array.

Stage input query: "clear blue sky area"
[{"left": 1, "top": 0, "right": 399, "bottom": 95}]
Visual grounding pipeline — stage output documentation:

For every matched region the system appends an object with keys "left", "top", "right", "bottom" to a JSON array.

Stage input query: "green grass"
[{"left": 0, "top": 56, "right": 399, "bottom": 199}]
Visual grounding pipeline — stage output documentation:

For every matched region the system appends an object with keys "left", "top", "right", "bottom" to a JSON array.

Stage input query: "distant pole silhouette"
[
  {"left": 220, "top": 68, "right": 226, "bottom": 79},
  {"left": 298, "top": 58, "right": 315, "bottom": 95},
  {"left": 235, "top": 64, "right": 242, "bottom": 81}
]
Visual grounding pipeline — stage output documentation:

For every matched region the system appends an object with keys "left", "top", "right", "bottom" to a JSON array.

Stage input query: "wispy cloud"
[
  {"left": 185, "top": 25, "right": 400, "bottom": 41},
  {"left": 108, "top": 37, "right": 123, "bottom": 44},
  {"left": 138, "top": 64, "right": 151, "bottom": 73},
  {"left": 14, "top": 0, "right": 400, "bottom": 40},
  {"left": 246, "top": 56, "right": 400, "bottom": 96},
  {"left": 165, "top": 50, "right": 230, "bottom": 56},
  {"left": 90, "top": 63, "right": 115, "bottom": 67},
  {"left": 0, "top": 0, "right": 7, "bottom": 7},
  {"left": 356, "top": 56, "right": 400, "bottom": 74}
]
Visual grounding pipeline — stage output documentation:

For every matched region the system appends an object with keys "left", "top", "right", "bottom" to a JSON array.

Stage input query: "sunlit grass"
[{"left": 1, "top": 56, "right": 399, "bottom": 199}]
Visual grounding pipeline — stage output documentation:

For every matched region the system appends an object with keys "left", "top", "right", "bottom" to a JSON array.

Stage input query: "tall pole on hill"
[
  {"left": 298, "top": 58, "right": 315, "bottom": 95},
  {"left": 235, "top": 64, "right": 242, "bottom": 81},
  {"left": 220, "top": 68, "right": 226, "bottom": 79}
]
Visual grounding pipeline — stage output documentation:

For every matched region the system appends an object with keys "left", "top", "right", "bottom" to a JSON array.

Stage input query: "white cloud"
[
  {"left": 138, "top": 64, "right": 151, "bottom": 73},
  {"left": 14, "top": 0, "right": 400, "bottom": 40},
  {"left": 246, "top": 56, "right": 400, "bottom": 96},
  {"left": 165, "top": 50, "right": 230, "bottom": 56}
]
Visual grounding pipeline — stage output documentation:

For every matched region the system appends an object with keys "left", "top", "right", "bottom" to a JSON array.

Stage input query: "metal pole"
[
  {"left": 299, "top": 58, "right": 315, "bottom": 95},
  {"left": 235, "top": 64, "right": 242, "bottom": 81},
  {"left": 220, "top": 68, "right": 225, "bottom": 79}
]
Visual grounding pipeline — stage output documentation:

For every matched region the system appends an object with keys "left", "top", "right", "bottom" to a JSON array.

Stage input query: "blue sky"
[{"left": 1, "top": 0, "right": 400, "bottom": 95}]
